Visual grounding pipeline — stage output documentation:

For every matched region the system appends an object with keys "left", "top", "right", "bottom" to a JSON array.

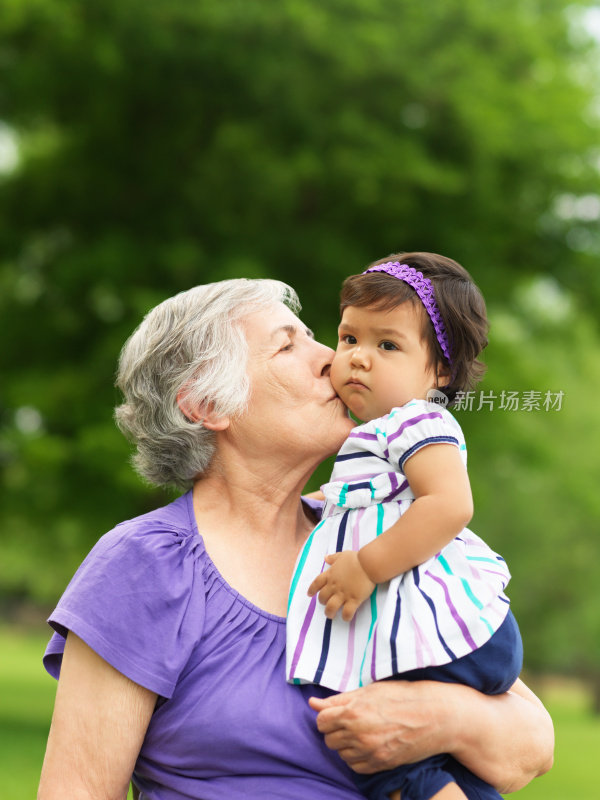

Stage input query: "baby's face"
[{"left": 330, "top": 302, "right": 439, "bottom": 422}]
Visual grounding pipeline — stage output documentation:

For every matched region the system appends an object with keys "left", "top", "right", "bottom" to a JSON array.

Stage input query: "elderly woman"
[{"left": 39, "top": 279, "right": 553, "bottom": 800}]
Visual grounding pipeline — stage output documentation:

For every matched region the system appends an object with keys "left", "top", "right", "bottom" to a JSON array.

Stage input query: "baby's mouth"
[{"left": 347, "top": 378, "right": 368, "bottom": 389}]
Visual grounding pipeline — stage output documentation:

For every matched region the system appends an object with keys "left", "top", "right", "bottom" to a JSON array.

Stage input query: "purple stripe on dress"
[
  {"left": 348, "top": 431, "right": 379, "bottom": 441},
  {"left": 479, "top": 566, "right": 509, "bottom": 579},
  {"left": 480, "top": 570, "right": 510, "bottom": 591},
  {"left": 352, "top": 508, "right": 364, "bottom": 550},
  {"left": 426, "top": 572, "right": 477, "bottom": 651},
  {"left": 339, "top": 614, "right": 357, "bottom": 693},
  {"left": 413, "top": 614, "right": 435, "bottom": 668},
  {"left": 334, "top": 471, "right": 382, "bottom": 482},
  {"left": 387, "top": 412, "right": 443, "bottom": 447},
  {"left": 463, "top": 550, "right": 509, "bottom": 585},
  {"left": 371, "top": 625, "right": 378, "bottom": 681},
  {"left": 384, "top": 479, "right": 409, "bottom": 502},
  {"left": 476, "top": 565, "right": 510, "bottom": 589},
  {"left": 338, "top": 509, "right": 365, "bottom": 692},
  {"left": 288, "top": 593, "right": 319, "bottom": 679}
]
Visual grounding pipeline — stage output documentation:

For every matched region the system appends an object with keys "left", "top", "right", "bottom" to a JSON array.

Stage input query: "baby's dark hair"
[{"left": 340, "top": 252, "right": 489, "bottom": 405}]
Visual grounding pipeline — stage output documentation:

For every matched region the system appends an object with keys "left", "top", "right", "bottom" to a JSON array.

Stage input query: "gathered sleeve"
[
  {"left": 43, "top": 518, "right": 206, "bottom": 699},
  {"left": 382, "top": 402, "right": 465, "bottom": 474}
]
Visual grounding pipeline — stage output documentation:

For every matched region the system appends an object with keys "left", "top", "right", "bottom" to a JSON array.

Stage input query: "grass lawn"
[
  {"left": 502, "top": 674, "right": 600, "bottom": 799},
  {"left": 1, "top": 625, "right": 597, "bottom": 799},
  {"left": 0, "top": 625, "right": 55, "bottom": 799}
]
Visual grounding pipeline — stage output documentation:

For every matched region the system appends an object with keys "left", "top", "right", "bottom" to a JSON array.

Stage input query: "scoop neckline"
[{"left": 185, "top": 491, "right": 288, "bottom": 625}]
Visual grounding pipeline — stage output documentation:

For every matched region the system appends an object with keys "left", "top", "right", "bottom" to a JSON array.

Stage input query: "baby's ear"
[
  {"left": 176, "top": 388, "right": 230, "bottom": 431},
  {"left": 436, "top": 362, "right": 452, "bottom": 388}
]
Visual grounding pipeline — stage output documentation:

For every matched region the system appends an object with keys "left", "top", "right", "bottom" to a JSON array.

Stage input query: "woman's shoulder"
[
  {"left": 95, "top": 491, "right": 202, "bottom": 560},
  {"left": 44, "top": 492, "right": 207, "bottom": 697}
]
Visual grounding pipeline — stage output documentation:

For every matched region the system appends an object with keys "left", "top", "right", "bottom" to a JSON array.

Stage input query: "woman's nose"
[{"left": 315, "top": 341, "right": 335, "bottom": 377}]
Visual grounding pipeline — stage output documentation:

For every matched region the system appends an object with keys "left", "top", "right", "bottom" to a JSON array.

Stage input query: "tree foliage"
[
  {"left": 457, "top": 279, "right": 600, "bottom": 689},
  {"left": 1, "top": 0, "right": 599, "bottom": 687}
]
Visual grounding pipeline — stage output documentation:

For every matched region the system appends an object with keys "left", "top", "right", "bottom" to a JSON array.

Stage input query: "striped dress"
[{"left": 286, "top": 400, "right": 511, "bottom": 692}]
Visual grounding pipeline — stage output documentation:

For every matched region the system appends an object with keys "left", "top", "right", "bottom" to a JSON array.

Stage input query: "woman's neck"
[
  {"left": 190, "top": 451, "right": 319, "bottom": 617},
  {"left": 192, "top": 443, "right": 318, "bottom": 544}
]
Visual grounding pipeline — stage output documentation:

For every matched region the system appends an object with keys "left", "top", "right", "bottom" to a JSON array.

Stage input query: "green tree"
[
  {"left": 0, "top": 0, "right": 599, "bottom": 697},
  {"left": 457, "top": 279, "right": 600, "bottom": 707}
]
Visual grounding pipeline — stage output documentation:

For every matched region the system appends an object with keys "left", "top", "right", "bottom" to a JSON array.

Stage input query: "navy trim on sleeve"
[{"left": 398, "top": 435, "right": 459, "bottom": 471}]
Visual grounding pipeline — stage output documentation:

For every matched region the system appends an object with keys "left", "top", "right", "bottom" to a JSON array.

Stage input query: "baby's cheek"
[
  {"left": 343, "top": 392, "right": 368, "bottom": 422},
  {"left": 329, "top": 358, "right": 345, "bottom": 395}
]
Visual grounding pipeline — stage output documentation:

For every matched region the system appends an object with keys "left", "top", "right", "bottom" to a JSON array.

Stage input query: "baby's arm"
[
  {"left": 308, "top": 444, "right": 472, "bottom": 620},
  {"left": 358, "top": 443, "right": 473, "bottom": 584}
]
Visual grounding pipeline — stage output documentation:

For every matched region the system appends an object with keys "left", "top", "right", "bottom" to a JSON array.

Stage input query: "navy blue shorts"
[{"left": 353, "top": 610, "right": 523, "bottom": 800}]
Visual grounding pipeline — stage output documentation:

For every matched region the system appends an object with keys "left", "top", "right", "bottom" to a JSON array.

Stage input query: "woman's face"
[{"left": 233, "top": 303, "right": 355, "bottom": 465}]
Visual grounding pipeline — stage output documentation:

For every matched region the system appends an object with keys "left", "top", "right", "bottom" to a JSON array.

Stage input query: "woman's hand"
[
  {"left": 309, "top": 678, "right": 554, "bottom": 793},
  {"left": 309, "top": 680, "right": 450, "bottom": 773},
  {"left": 307, "top": 551, "right": 375, "bottom": 621}
]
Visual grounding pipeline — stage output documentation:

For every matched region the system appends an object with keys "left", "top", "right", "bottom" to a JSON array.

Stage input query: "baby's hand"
[{"left": 307, "top": 551, "right": 376, "bottom": 622}]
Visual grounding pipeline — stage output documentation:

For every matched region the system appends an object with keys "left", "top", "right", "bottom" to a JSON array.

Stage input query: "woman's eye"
[
  {"left": 380, "top": 341, "right": 398, "bottom": 351},
  {"left": 280, "top": 342, "right": 294, "bottom": 352}
]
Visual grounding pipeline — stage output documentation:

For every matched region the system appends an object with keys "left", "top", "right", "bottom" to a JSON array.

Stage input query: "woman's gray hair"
[{"left": 115, "top": 278, "right": 300, "bottom": 490}]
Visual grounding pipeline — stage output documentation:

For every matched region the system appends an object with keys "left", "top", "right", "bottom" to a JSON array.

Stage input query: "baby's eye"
[
  {"left": 379, "top": 341, "right": 398, "bottom": 351},
  {"left": 341, "top": 334, "right": 357, "bottom": 345}
]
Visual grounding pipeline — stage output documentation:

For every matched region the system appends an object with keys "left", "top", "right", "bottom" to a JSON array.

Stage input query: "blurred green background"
[{"left": 1, "top": 0, "right": 600, "bottom": 796}]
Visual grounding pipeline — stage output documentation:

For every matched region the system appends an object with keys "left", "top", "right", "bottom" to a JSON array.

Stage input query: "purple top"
[{"left": 44, "top": 492, "right": 362, "bottom": 800}]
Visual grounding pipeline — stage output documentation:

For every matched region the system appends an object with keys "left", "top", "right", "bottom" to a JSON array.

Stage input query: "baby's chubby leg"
[{"left": 431, "top": 785, "right": 468, "bottom": 799}]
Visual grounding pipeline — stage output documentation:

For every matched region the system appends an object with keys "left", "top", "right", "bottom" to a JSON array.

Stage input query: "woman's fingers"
[
  {"left": 309, "top": 682, "right": 441, "bottom": 774},
  {"left": 310, "top": 690, "right": 357, "bottom": 734},
  {"left": 309, "top": 690, "right": 381, "bottom": 766},
  {"left": 308, "top": 691, "right": 348, "bottom": 711}
]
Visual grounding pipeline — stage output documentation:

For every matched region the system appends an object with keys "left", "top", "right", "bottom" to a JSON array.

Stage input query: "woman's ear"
[{"left": 176, "top": 389, "right": 230, "bottom": 431}]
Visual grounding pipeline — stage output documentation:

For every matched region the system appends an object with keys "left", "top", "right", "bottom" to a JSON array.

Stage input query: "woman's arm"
[
  {"left": 38, "top": 632, "right": 157, "bottom": 800},
  {"left": 309, "top": 677, "right": 553, "bottom": 793}
]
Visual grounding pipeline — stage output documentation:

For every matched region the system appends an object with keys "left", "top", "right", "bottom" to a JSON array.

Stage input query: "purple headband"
[{"left": 363, "top": 262, "right": 452, "bottom": 364}]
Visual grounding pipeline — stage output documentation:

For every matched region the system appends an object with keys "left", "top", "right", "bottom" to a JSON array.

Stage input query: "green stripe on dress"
[
  {"left": 358, "top": 504, "right": 385, "bottom": 685},
  {"left": 438, "top": 553, "right": 484, "bottom": 610},
  {"left": 287, "top": 519, "right": 325, "bottom": 613}
]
